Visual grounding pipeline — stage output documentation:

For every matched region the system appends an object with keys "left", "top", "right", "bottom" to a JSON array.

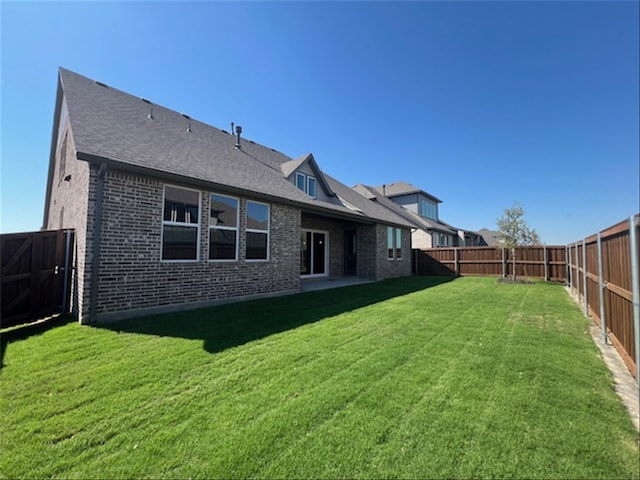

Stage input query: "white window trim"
[
  {"left": 300, "top": 228, "right": 330, "bottom": 278},
  {"left": 307, "top": 175, "right": 317, "bottom": 199},
  {"left": 208, "top": 192, "right": 239, "bottom": 262},
  {"left": 387, "top": 226, "right": 403, "bottom": 261},
  {"left": 296, "top": 172, "right": 306, "bottom": 191},
  {"left": 161, "top": 185, "right": 201, "bottom": 263},
  {"left": 246, "top": 200, "right": 270, "bottom": 262}
]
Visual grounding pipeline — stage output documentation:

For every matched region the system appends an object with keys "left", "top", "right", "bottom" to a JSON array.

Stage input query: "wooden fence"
[
  {"left": 1, "top": 229, "right": 74, "bottom": 328},
  {"left": 414, "top": 245, "right": 567, "bottom": 281},
  {"left": 414, "top": 214, "right": 640, "bottom": 381},
  {"left": 567, "top": 215, "right": 639, "bottom": 381}
]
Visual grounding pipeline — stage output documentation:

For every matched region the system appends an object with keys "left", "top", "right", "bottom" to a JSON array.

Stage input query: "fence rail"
[
  {"left": 414, "top": 245, "right": 567, "bottom": 281},
  {"left": 567, "top": 215, "right": 639, "bottom": 382},
  {"left": 1, "top": 229, "right": 74, "bottom": 328},
  {"left": 414, "top": 214, "right": 639, "bottom": 383}
]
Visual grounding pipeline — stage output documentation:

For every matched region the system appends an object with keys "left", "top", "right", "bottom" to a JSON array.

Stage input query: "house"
[
  {"left": 43, "top": 68, "right": 414, "bottom": 324},
  {"left": 352, "top": 181, "right": 484, "bottom": 248}
]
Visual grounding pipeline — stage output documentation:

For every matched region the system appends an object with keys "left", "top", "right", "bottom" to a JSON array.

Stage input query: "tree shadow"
[
  {"left": 99, "top": 276, "right": 454, "bottom": 354},
  {"left": 1, "top": 314, "right": 76, "bottom": 370}
]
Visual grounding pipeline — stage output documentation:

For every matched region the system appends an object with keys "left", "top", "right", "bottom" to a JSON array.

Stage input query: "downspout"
[{"left": 88, "top": 163, "right": 108, "bottom": 325}]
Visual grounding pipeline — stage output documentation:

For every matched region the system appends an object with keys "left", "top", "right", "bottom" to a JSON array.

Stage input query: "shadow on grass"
[
  {"left": 1, "top": 314, "right": 76, "bottom": 369},
  {"left": 100, "top": 275, "right": 454, "bottom": 354}
]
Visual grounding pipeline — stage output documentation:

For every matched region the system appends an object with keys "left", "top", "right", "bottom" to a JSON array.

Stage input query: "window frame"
[
  {"left": 296, "top": 172, "right": 306, "bottom": 192},
  {"left": 387, "top": 226, "right": 403, "bottom": 260},
  {"left": 307, "top": 176, "right": 317, "bottom": 198},
  {"left": 395, "top": 227, "right": 402, "bottom": 259},
  {"left": 208, "top": 192, "right": 239, "bottom": 262},
  {"left": 161, "top": 185, "right": 201, "bottom": 262},
  {"left": 245, "top": 200, "right": 270, "bottom": 262}
]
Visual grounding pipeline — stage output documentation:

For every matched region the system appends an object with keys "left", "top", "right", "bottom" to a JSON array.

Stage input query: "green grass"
[{"left": 1, "top": 276, "right": 638, "bottom": 479}]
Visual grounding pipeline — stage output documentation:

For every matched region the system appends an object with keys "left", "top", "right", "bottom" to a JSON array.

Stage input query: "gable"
[{"left": 281, "top": 153, "right": 335, "bottom": 201}]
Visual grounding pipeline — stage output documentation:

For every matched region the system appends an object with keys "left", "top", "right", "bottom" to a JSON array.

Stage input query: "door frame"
[{"left": 300, "top": 229, "right": 329, "bottom": 278}]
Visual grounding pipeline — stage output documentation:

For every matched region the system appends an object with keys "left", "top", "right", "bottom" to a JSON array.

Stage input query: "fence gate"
[{"left": 1, "top": 230, "right": 74, "bottom": 328}]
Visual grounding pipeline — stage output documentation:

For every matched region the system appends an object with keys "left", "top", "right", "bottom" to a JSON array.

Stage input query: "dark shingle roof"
[
  {"left": 57, "top": 68, "right": 413, "bottom": 229},
  {"left": 353, "top": 184, "right": 457, "bottom": 235},
  {"left": 373, "top": 181, "right": 442, "bottom": 203}
]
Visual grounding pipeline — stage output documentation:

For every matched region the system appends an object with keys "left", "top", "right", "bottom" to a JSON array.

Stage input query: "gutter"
[
  {"left": 88, "top": 162, "right": 108, "bottom": 325},
  {"left": 76, "top": 152, "right": 413, "bottom": 228}
]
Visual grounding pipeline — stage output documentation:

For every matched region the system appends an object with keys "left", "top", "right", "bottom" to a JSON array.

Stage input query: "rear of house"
[{"left": 43, "top": 68, "right": 413, "bottom": 324}]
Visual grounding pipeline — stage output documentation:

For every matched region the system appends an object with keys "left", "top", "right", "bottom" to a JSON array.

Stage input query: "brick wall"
[
  {"left": 92, "top": 169, "right": 301, "bottom": 321},
  {"left": 45, "top": 123, "right": 91, "bottom": 323},
  {"left": 374, "top": 224, "right": 412, "bottom": 279}
]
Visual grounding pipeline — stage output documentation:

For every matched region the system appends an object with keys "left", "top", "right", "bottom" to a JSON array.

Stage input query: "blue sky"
[{"left": 1, "top": 1, "right": 638, "bottom": 244}]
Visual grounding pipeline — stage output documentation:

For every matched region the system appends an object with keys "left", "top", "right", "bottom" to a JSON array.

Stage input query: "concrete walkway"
[{"left": 300, "top": 276, "right": 372, "bottom": 292}]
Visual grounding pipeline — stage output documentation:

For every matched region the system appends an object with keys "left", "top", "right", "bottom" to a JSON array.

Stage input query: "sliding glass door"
[{"left": 301, "top": 230, "right": 328, "bottom": 277}]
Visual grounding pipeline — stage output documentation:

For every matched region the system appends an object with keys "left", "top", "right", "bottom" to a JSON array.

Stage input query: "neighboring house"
[
  {"left": 352, "top": 181, "right": 483, "bottom": 248},
  {"left": 43, "top": 68, "right": 414, "bottom": 324},
  {"left": 476, "top": 228, "right": 501, "bottom": 246}
]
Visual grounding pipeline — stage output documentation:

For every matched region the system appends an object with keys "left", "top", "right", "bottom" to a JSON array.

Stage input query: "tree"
[{"left": 496, "top": 203, "right": 540, "bottom": 280}]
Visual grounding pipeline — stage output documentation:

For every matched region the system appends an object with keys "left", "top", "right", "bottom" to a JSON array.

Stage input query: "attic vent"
[
  {"left": 249, "top": 140, "right": 256, "bottom": 144},
  {"left": 95, "top": 81, "right": 108, "bottom": 88},
  {"left": 181, "top": 113, "right": 190, "bottom": 119},
  {"left": 270, "top": 148, "right": 277, "bottom": 152},
  {"left": 141, "top": 98, "right": 151, "bottom": 104},
  {"left": 221, "top": 129, "right": 229, "bottom": 134}
]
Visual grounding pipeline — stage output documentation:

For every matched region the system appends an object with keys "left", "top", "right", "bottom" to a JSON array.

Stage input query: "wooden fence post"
[
  {"left": 582, "top": 239, "right": 588, "bottom": 316},
  {"left": 454, "top": 248, "right": 459, "bottom": 277},
  {"left": 628, "top": 216, "right": 639, "bottom": 394},
  {"left": 543, "top": 245, "right": 548, "bottom": 282}
]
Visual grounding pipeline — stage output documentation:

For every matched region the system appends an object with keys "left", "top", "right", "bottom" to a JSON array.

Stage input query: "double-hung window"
[
  {"left": 295, "top": 172, "right": 317, "bottom": 198},
  {"left": 209, "top": 193, "right": 239, "bottom": 261},
  {"left": 162, "top": 186, "right": 200, "bottom": 261},
  {"left": 246, "top": 201, "right": 270, "bottom": 260},
  {"left": 387, "top": 226, "right": 402, "bottom": 260}
]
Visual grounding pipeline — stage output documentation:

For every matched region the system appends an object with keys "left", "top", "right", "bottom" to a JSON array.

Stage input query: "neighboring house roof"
[
  {"left": 477, "top": 228, "right": 502, "bottom": 246},
  {"left": 373, "top": 181, "right": 442, "bottom": 204},
  {"left": 352, "top": 184, "right": 458, "bottom": 235},
  {"left": 47, "top": 68, "right": 414, "bottom": 229}
]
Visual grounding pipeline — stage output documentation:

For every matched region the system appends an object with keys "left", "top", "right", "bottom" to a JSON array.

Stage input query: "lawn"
[{"left": 1, "top": 276, "right": 638, "bottom": 479}]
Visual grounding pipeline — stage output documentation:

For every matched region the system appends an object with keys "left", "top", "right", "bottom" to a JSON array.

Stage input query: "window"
[
  {"left": 387, "top": 226, "right": 402, "bottom": 260},
  {"left": 387, "top": 227, "right": 395, "bottom": 259},
  {"left": 296, "top": 172, "right": 306, "bottom": 191},
  {"left": 295, "top": 172, "right": 317, "bottom": 198},
  {"left": 420, "top": 199, "right": 438, "bottom": 221},
  {"left": 307, "top": 176, "right": 317, "bottom": 198},
  {"left": 246, "top": 201, "right": 270, "bottom": 260},
  {"left": 162, "top": 186, "right": 200, "bottom": 261},
  {"left": 209, "top": 193, "right": 239, "bottom": 261}
]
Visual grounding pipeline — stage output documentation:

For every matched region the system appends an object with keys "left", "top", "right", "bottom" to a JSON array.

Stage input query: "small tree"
[{"left": 496, "top": 203, "right": 540, "bottom": 280}]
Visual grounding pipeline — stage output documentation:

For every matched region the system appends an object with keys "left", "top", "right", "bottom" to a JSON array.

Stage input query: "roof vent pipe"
[
  {"left": 235, "top": 125, "right": 242, "bottom": 149},
  {"left": 383, "top": 184, "right": 386, "bottom": 196}
]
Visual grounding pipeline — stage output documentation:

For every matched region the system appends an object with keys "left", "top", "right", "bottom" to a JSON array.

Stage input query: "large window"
[
  {"left": 162, "top": 186, "right": 200, "bottom": 261},
  {"left": 387, "top": 226, "right": 402, "bottom": 260},
  {"left": 295, "top": 172, "right": 317, "bottom": 198},
  {"left": 246, "top": 201, "right": 270, "bottom": 260},
  {"left": 209, "top": 193, "right": 239, "bottom": 261},
  {"left": 420, "top": 199, "right": 438, "bottom": 221}
]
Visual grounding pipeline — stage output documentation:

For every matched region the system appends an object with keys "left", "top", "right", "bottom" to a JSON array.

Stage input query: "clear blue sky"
[{"left": 1, "top": 1, "right": 638, "bottom": 245}]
